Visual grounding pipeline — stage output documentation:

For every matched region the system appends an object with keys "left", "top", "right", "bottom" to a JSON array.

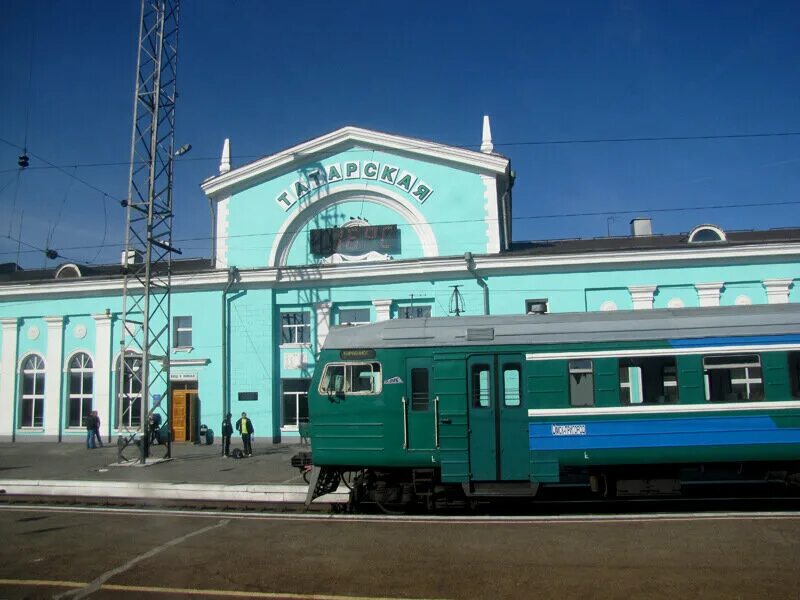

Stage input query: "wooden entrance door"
[{"left": 171, "top": 389, "right": 197, "bottom": 442}]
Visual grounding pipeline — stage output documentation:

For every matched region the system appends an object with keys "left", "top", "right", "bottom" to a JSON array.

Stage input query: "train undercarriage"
[{"left": 304, "top": 462, "right": 800, "bottom": 513}]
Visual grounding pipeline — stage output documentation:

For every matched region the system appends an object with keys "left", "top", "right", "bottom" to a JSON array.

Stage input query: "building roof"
[{"left": 0, "top": 258, "right": 214, "bottom": 284}]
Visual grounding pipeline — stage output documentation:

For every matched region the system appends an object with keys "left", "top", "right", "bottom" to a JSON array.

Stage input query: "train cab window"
[
  {"left": 790, "top": 352, "right": 800, "bottom": 399},
  {"left": 703, "top": 355, "right": 762, "bottom": 402},
  {"left": 319, "top": 362, "right": 382, "bottom": 395},
  {"left": 503, "top": 365, "right": 521, "bottom": 407},
  {"left": 471, "top": 365, "right": 491, "bottom": 408},
  {"left": 569, "top": 359, "right": 594, "bottom": 407},
  {"left": 411, "top": 368, "right": 429, "bottom": 411},
  {"left": 618, "top": 357, "right": 679, "bottom": 405}
]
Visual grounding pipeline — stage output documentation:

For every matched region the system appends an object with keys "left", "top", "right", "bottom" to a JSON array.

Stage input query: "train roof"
[{"left": 322, "top": 304, "right": 800, "bottom": 350}]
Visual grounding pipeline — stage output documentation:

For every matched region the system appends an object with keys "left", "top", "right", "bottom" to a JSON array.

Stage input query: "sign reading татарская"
[{"left": 275, "top": 161, "right": 434, "bottom": 210}]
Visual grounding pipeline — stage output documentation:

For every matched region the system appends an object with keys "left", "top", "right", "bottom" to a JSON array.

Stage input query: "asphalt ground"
[{"left": 0, "top": 505, "right": 799, "bottom": 600}]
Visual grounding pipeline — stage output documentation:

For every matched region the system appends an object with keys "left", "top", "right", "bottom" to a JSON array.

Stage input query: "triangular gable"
[{"left": 200, "top": 126, "right": 509, "bottom": 199}]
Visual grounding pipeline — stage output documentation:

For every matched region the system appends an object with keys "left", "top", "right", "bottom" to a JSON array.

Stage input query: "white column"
[
  {"left": 43, "top": 316, "right": 64, "bottom": 440},
  {"left": 0, "top": 318, "right": 19, "bottom": 440},
  {"left": 628, "top": 285, "right": 657, "bottom": 310},
  {"left": 695, "top": 282, "right": 724, "bottom": 307},
  {"left": 93, "top": 313, "right": 113, "bottom": 441},
  {"left": 314, "top": 302, "right": 331, "bottom": 351},
  {"left": 763, "top": 278, "right": 793, "bottom": 304},
  {"left": 373, "top": 299, "right": 393, "bottom": 322}
]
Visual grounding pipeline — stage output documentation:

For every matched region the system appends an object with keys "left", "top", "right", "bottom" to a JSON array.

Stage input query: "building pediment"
[{"left": 200, "top": 126, "right": 509, "bottom": 199}]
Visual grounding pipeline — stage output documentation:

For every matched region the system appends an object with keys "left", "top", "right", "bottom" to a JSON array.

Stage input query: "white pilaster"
[
  {"left": 93, "top": 313, "right": 113, "bottom": 441},
  {"left": 44, "top": 316, "right": 64, "bottom": 439},
  {"left": 628, "top": 285, "right": 657, "bottom": 310},
  {"left": 0, "top": 318, "right": 19, "bottom": 439},
  {"left": 695, "top": 282, "right": 724, "bottom": 307},
  {"left": 314, "top": 302, "right": 331, "bottom": 351},
  {"left": 763, "top": 278, "right": 793, "bottom": 304},
  {"left": 373, "top": 299, "right": 393, "bottom": 322},
  {"left": 481, "top": 174, "right": 501, "bottom": 254},
  {"left": 214, "top": 195, "right": 230, "bottom": 269}
]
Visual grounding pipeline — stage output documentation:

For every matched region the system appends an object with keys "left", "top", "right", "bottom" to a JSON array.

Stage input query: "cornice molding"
[
  {"left": 200, "top": 126, "right": 510, "bottom": 199},
  {"left": 1, "top": 242, "right": 799, "bottom": 300}
]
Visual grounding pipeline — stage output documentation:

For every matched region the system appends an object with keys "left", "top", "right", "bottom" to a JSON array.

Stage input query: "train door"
[
  {"left": 467, "top": 354, "right": 527, "bottom": 481},
  {"left": 405, "top": 358, "right": 436, "bottom": 451}
]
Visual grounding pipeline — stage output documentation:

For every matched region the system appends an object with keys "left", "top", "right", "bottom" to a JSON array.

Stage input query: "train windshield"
[{"left": 320, "top": 362, "right": 382, "bottom": 395}]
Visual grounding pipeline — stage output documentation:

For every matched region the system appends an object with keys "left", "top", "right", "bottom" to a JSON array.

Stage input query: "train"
[{"left": 301, "top": 304, "right": 800, "bottom": 510}]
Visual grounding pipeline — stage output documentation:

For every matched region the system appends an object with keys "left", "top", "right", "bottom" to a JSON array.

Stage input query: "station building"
[{"left": 1, "top": 121, "right": 798, "bottom": 444}]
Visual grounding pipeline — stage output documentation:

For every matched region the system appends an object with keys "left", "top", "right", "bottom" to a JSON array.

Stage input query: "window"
[
  {"left": 471, "top": 364, "right": 491, "bottom": 408},
  {"left": 790, "top": 352, "right": 800, "bottom": 399},
  {"left": 688, "top": 225, "right": 726, "bottom": 243},
  {"left": 411, "top": 368, "right": 429, "bottom": 410},
  {"left": 19, "top": 354, "right": 45, "bottom": 428},
  {"left": 703, "top": 355, "right": 763, "bottom": 402},
  {"left": 68, "top": 353, "right": 93, "bottom": 428},
  {"left": 618, "top": 357, "right": 679, "bottom": 405},
  {"left": 338, "top": 308, "right": 370, "bottom": 326},
  {"left": 282, "top": 379, "right": 310, "bottom": 428},
  {"left": 117, "top": 354, "right": 143, "bottom": 428},
  {"left": 525, "top": 298, "right": 549, "bottom": 315},
  {"left": 281, "top": 312, "right": 311, "bottom": 344},
  {"left": 173, "top": 316, "right": 192, "bottom": 348},
  {"left": 503, "top": 365, "right": 521, "bottom": 407},
  {"left": 569, "top": 359, "right": 594, "bottom": 407},
  {"left": 399, "top": 305, "right": 431, "bottom": 319},
  {"left": 319, "top": 362, "right": 382, "bottom": 395}
]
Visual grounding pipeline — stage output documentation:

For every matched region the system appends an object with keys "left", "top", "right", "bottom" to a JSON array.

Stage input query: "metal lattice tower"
[{"left": 118, "top": 0, "right": 181, "bottom": 462}]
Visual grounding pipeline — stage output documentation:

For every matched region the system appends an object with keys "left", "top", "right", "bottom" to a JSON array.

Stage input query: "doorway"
[{"left": 171, "top": 386, "right": 198, "bottom": 442}]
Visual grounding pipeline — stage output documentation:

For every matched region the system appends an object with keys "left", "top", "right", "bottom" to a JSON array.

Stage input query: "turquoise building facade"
[{"left": 1, "top": 123, "right": 798, "bottom": 443}]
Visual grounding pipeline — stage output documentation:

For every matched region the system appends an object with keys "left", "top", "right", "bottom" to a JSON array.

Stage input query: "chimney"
[
  {"left": 121, "top": 249, "right": 143, "bottom": 266},
  {"left": 630, "top": 218, "right": 652, "bottom": 237}
]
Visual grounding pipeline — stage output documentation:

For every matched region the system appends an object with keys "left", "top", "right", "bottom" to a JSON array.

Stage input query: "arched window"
[
  {"left": 68, "top": 353, "right": 93, "bottom": 428},
  {"left": 19, "top": 354, "right": 45, "bottom": 428},
  {"left": 116, "top": 354, "right": 142, "bottom": 429},
  {"left": 688, "top": 225, "right": 726, "bottom": 243}
]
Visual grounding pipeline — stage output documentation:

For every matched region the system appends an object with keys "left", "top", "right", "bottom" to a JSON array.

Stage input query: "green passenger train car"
[{"left": 304, "top": 304, "right": 800, "bottom": 509}]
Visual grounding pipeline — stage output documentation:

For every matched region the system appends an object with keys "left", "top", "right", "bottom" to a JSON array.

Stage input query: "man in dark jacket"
[
  {"left": 85, "top": 411, "right": 97, "bottom": 449},
  {"left": 221, "top": 412, "right": 233, "bottom": 457},
  {"left": 235, "top": 412, "right": 254, "bottom": 456}
]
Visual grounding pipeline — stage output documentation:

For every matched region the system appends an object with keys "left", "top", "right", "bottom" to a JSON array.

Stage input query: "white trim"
[
  {"left": 92, "top": 313, "right": 112, "bottom": 442},
  {"left": 314, "top": 302, "right": 331, "bottom": 352},
  {"left": 214, "top": 195, "right": 230, "bottom": 269},
  {"left": 696, "top": 282, "right": 724, "bottom": 307},
  {"left": 525, "top": 342, "right": 800, "bottom": 362},
  {"left": 372, "top": 299, "right": 392, "bottom": 322},
  {"left": 1, "top": 244, "right": 799, "bottom": 300},
  {"left": 629, "top": 285, "right": 657, "bottom": 310},
  {"left": 54, "top": 263, "right": 82, "bottom": 279},
  {"left": 43, "top": 317, "right": 64, "bottom": 438},
  {"left": 688, "top": 224, "right": 727, "bottom": 243},
  {"left": 528, "top": 400, "right": 800, "bottom": 418},
  {"left": 200, "top": 126, "right": 509, "bottom": 198},
  {"left": 0, "top": 318, "right": 19, "bottom": 438},
  {"left": 764, "top": 278, "right": 793, "bottom": 305},
  {"left": 480, "top": 174, "right": 500, "bottom": 254},
  {"left": 268, "top": 185, "right": 439, "bottom": 267}
]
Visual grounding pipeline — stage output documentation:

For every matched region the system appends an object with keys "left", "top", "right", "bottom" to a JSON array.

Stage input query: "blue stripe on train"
[
  {"left": 668, "top": 334, "right": 800, "bottom": 348},
  {"left": 529, "top": 415, "right": 800, "bottom": 451}
]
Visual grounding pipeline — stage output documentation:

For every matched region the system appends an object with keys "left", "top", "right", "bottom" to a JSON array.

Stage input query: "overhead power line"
[{"left": 1, "top": 130, "right": 799, "bottom": 174}]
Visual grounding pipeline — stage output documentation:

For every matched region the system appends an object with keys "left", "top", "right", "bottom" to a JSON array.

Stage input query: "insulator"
[
  {"left": 45, "top": 249, "right": 59, "bottom": 260},
  {"left": 18, "top": 154, "right": 29, "bottom": 168}
]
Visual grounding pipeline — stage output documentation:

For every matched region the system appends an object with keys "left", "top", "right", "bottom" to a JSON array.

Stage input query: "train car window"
[
  {"left": 618, "top": 357, "right": 679, "bottom": 405},
  {"left": 319, "top": 362, "right": 382, "bottom": 395},
  {"left": 569, "top": 359, "right": 594, "bottom": 407},
  {"left": 790, "top": 352, "right": 800, "bottom": 398},
  {"left": 471, "top": 365, "right": 491, "bottom": 408},
  {"left": 411, "top": 368, "right": 429, "bottom": 410},
  {"left": 703, "top": 355, "right": 762, "bottom": 402},
  {"left": 503, "top": 365, "right": 521, "bottom": 407}
]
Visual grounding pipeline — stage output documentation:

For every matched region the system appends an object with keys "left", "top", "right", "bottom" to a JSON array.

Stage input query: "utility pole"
[{"left": 118, "top": 0, "right": 181, "bottom": 463}]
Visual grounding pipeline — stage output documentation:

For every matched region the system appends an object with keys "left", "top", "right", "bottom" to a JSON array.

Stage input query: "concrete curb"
[{"left": 0, "top": 479, "right": 348, "bottom": 504}]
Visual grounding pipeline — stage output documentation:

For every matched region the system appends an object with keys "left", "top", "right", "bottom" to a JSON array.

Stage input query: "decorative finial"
[
  {"left": 219, "top": 138, "right": 231, "bottom": 174},
  {"left": 480, "top": 115, "right": 493, "bottom": 154}
]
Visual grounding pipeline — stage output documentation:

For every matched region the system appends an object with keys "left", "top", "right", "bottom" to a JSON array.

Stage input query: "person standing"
[
  {"left": 236, "top": 412, "right": 254, "bottom": 457},
  {"left": 221, "top": 412, "right": 233, "bottom": 457},
  {"left": 91, "top": 411, "right": 104, "bottom": 448},
  {"left": 85, "top": 411, "right": 97, "bottom": 449}
]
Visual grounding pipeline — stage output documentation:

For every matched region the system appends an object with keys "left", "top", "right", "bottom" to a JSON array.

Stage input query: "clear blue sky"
[{"left": 1, "top": 0, "right": 798, "bottom": 268}]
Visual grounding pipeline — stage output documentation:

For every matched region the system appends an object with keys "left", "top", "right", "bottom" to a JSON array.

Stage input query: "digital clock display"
[{"left": 310, "top": 225, "right": 401, "bottom": 256}]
